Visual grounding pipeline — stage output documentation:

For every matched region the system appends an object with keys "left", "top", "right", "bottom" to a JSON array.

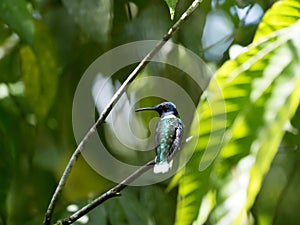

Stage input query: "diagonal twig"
[
  {"left": 57, "top": 161, "right": 155, "bottom": 225},
  {"left": 44, "top": 1, "right": 203, "bottom": 224}
]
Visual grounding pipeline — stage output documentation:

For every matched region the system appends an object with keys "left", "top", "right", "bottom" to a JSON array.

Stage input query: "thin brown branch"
[
  {"left": 58, "top": 161, "right": 155, "bottom": 225},
  {"left": 44, "top": 1, "right": 203, "bottom": 224}
]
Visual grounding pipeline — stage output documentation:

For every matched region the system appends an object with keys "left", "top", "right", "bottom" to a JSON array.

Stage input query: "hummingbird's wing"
[{"left": 168, "top": 125, "right": 184, "bottom": 161}]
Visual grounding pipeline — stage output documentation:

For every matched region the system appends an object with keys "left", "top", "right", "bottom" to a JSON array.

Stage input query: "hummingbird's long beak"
[{"left": 135, "top": 106, "right": 156, "bottom": 112}]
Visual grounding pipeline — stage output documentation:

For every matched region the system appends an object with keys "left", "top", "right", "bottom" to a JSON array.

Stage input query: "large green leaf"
[
  {"left": 237, "top": 63, "right": 300, "bottom": 224},
  {"left": 174, "top": 1, "right": 300, "bottom": 224},
  {"left": 211, "top": 38, "right": 300, "bottom": 225},
  {"left": 174, "top": 63, "right": 227, "bottom": 225}
]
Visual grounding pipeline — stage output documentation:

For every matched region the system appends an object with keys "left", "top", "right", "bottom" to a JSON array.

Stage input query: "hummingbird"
[{"left": 136, "top": 102, "right": 183, "bottom": 174}]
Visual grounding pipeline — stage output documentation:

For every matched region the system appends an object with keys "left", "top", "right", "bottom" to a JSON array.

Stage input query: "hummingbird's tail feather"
[{"left": 153, "top": 160, "right": 173, "bottom": 174}]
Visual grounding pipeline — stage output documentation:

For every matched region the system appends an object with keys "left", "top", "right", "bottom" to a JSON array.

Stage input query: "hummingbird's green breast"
[{"left": 155, "top": 116, "right": 183, "bottom": 163}]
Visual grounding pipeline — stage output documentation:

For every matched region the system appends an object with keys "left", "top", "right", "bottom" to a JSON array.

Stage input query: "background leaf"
[
  {"left": 62, "top": 0, "right": 113, "bottom": 43},
  {"left": 0, "top": 103, "right": 18, "bottom": 224},
  {"left": 0, "top": 0, "right": 34, "bottom": 45}
]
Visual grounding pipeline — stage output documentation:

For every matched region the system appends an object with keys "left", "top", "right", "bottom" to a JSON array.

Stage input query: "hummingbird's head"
[{"left": 135, "top": 101, "right": 179, "bottom": 117}]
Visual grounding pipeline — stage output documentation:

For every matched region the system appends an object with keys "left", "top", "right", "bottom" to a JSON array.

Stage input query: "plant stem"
[
  {"left": 44, "top": 1, "right": 202, "bottom": 224},
  {"left": 58, "top": 161, "right": 155, "bottom": 225}
]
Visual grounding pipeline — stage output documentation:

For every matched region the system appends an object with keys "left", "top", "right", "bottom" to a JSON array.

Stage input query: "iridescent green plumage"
[
  {"left": 155, "top": 116, "right": 183, "bottom": 163},
  {"left": 136, "top": 102, "right": 183, "bottom": 173}
]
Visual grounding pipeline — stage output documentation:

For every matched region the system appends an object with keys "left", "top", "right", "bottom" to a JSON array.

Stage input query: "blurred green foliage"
[{"left": 0, "top": 0, "right": 299, "bottom": 225}]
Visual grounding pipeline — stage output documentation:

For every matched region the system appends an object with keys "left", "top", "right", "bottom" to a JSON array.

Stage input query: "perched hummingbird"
[{"left": 136, "top": 102, "right": 183, "bottom": 174}]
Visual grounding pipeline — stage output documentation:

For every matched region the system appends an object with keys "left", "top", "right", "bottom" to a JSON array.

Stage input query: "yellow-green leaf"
[
  {"left": 254, "top": 0, "right": 300, "bottom": 42},
  {"left": 20, "top": 21, "right": 60, "bottom": 120}
]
